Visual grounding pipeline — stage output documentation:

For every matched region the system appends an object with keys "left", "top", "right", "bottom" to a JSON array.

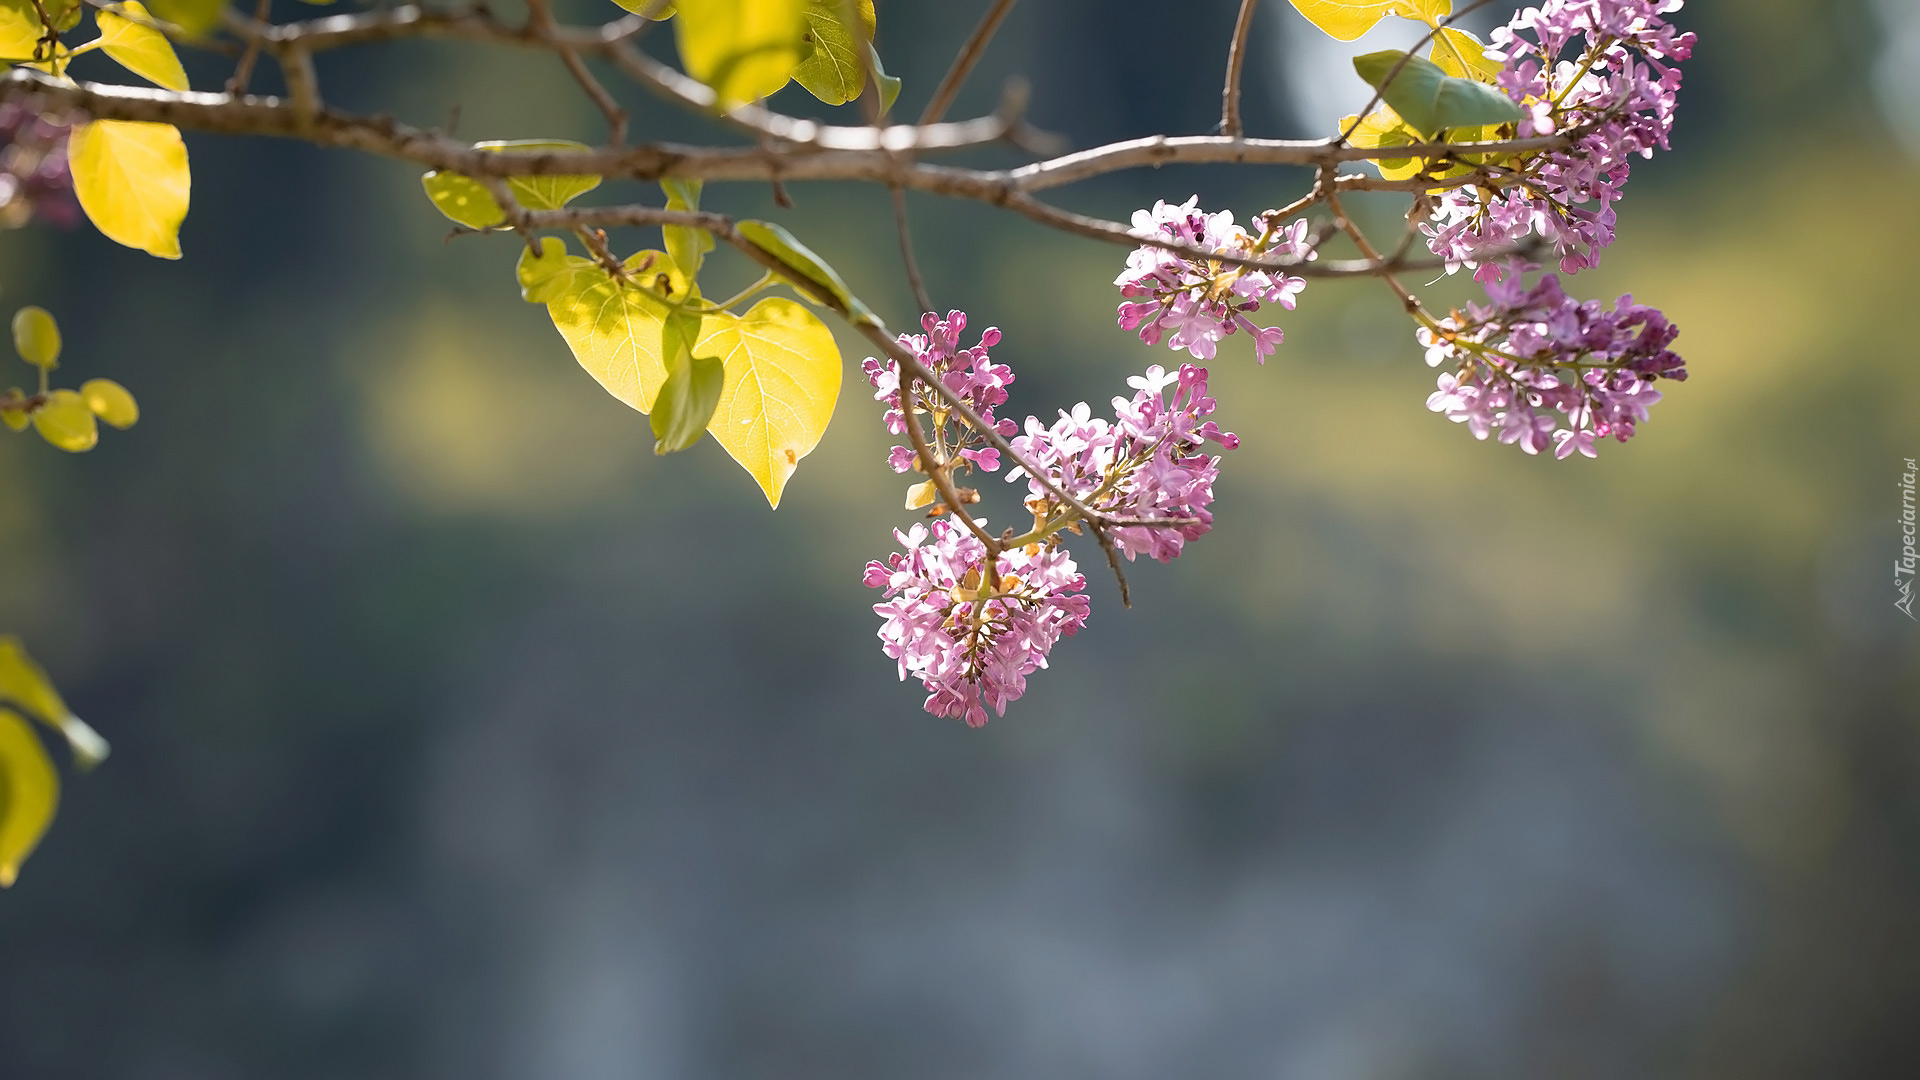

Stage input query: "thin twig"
[
  {"left": 890, "top": 185, "right": 934, "bottom": 315},
  {"left": 557, "top": 48, "right": 627, "bottom": 144},
  {"left": 226, "top": 0, "right": 273, "bottom": 96},
  {"left": 526, "top": 0, "right": 627, "bottom": 145},
  {"left": 1323, "top": 172, "right": 1424, "bottom": 319},
  {"left": 1221, "top": 0, "right": 1257, "bottom": 139},
  {"left": 920, "top": 0, "right": 1019, "bottom": 126},
  {"left": 1091, "top": 523, "right": 1132, "bottom": 608},
  {"left": 901, "top": 374, "right": 997, "bottom": 549}
]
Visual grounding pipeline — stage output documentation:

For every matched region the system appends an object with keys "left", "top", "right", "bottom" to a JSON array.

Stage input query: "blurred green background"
[{"left": 3, "top": 0, "right": 1918, "bottom": 1076}]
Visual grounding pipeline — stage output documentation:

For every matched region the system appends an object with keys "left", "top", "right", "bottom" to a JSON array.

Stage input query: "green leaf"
[
  {"left": 0, "top": 707, "right": 58, "bottom": 888},
  {"left": 421, "top": 140, "right": 603, "bottom": 230},
  {"left": 1287, "top": 0, "right": 1450, "bottom": 41},
  {"left": 695, "top": 297, "right": 840, "bottom": 507},
  {"left": 660, "top": 178, "right": 713, "bottom": 278},
  {"left": 0, "top": 636, "right": 108, "bottom": 770},
  {"left": 736, "top": 219, "right": 875, "bottom": 325},
  {"left": 866, "top": 42, "right": 900, "bottom": 114},
  {"left": 794, "top": 0, "right": 871, "bottom": 106},
  {"left": 651, "top": 311, "right": 725, "bottom": 454},
  {"left": 12, "top": 306, "right": 59, "bottom": 369},
  {"left": 93, "top": 1, "right": 189, "bottom": 92},
  {"left": 675, "top": 0, "right": 808, "bottom": 107},
  {"left": 1352, "top": 49, "right": 1522, "bottom": 138}
]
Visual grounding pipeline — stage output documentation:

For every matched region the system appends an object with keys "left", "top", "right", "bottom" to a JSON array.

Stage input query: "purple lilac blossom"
[
  {"left": 1424, "top": 0, "right": 1697, "bottom": 281},
  {"left": 860, "top": 310, "right": 1017, "bottom": 475},
  {"left": 1115, "top": 197, "right": 1310, "bottom": 362},
  {"left": 1421, "top": 269, "right": 1684, "bottom": 459},
  {"left": 1008, "top": 363, "right": 1239, "bottom": 562},
  {"left": 863, "top": 520, "right": 1091, "bottom": 727}
]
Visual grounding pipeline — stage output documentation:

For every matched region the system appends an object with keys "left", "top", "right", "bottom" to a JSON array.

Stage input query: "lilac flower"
[
  {"left": 864, "top": 520, "right": 1091, "bottom": 727},
  {"left": 1115, "top": 198, "right": 1309, "bottom": 362},
  {"left": 860, "top": 310, "right": 1017, "bottom": 478},
  {"left": 1421, "top": 269, "right": 1684, "bottom": 457},
  {"left": 1009, "top": 363, "right": 1239, "bottom": 562},
  {"left": 863, "top": 322, "right": 1239, "bottom": 725},
  {"left": 1424, "top": 0, "right": 1696, "bottom": 280}
]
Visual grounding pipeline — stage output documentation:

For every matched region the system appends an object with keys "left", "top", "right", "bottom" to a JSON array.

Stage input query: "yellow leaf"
[
  {"left": 1286, "top": 0, "right": 1451, "bottom": 41},
  {"left": 1341, "top": 103, "right": 1485, "bottom": 183},
  {"left": 0, "top": 637, "right": 107, "bottom": 769},
  {"left": 793, "top": 0, "right": 874, "bottom": 106},
  {"left": 69, "top": 119, "right": 190, "bottom": 259},
  {"left": 904, "top": 478, "right": 936, "bottom": 510},
  {"left": 675, "top": 0, "right": 808, "bottom": 107},
  {"left": 0, "top": 0, "right": 77, "bottom": 61},
  {"left": 696, "top": 297, "right": 840, "bottom": 507},
  {"left": 80, "top": 378, "right": 138, "bottom": 428},
  {"left": 0, "top": 1, "right": 41, "bottom": 60},
  {"left": 0, "top": 707, "right": 58, "bottom": 888},
  {"left": 32, "top": 389, "right": 97, "bottom": 452},
  {"left": 143, "top": 0, "right": 224, "bottom": 35},
  {"left": 421, "top": 140, "right": 602, "bottom": 231},
  {"left": 93, "top": 2, "right": 189, "bottom": 91},
  {"left": 516, "top": 235, "right": 592, "bottom": 303},
  {"left": 0, "top": 636, "right": 67, "bottom": 725},
  {"left": 542, "top": 251, "right": 687, "bottom": 413},
  {"left": 12, "top": 305, "right": 60, "bottom": 368},
  {"left": 2, "top": 408, "right": 27, "bottom": 432},
  {"left": 610, "top": 0, "right": 675, "bottom": 16},
  {"left": 1340, "top": 106, "right": 1423, "bottom": 181},
  {"left": 1430, "top": 26, "right": 1502, "bottom": 82}
]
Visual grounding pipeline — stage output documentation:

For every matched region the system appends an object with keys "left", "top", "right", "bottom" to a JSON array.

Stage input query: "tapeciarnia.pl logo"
[{"left": 1899, "top": 458, "right": 1917, "bottom": 620}]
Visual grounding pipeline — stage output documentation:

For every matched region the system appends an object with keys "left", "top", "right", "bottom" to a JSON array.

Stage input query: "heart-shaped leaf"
[{"left": 696, "top": 297, "right": 840, "bottom": 507}]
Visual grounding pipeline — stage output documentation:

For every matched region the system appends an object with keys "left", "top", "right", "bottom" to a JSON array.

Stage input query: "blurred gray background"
[{"left": 3, "top": 0, "right": 1918, "bottom": 1077}]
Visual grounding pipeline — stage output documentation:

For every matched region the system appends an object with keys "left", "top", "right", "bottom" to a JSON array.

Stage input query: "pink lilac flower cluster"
[
  {"left": 863, "top": 520, "right": 1091, "bottom": 727},
  {"left": 860, "top": 310, "right": 1017, "bottom": 476},
  {"left": 862, "top": 311, "right": 1239, "bottom": 724},
  {"left": 1424, "top": 0, "right": 1697, "bottom": 281},
  {"left": 1421, "top": 269, "right": 1684, "bottom": 458},
  {"left": 1115, "top": 197, "right": 1310, "bottom": 362},
  {"left": 1007, "top": 363, "right": 1240, "bottom": 562}
]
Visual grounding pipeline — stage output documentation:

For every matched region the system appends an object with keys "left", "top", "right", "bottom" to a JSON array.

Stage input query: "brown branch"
[
  {"left": 3, "top": 71, "right": 1575, "bottom": 187},
  {"left": 921, "top": 0, "right": 1020, "bottom": 126},
  {"left": 1221, "top": 0, "right": 1257, "bottom": 139}
]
